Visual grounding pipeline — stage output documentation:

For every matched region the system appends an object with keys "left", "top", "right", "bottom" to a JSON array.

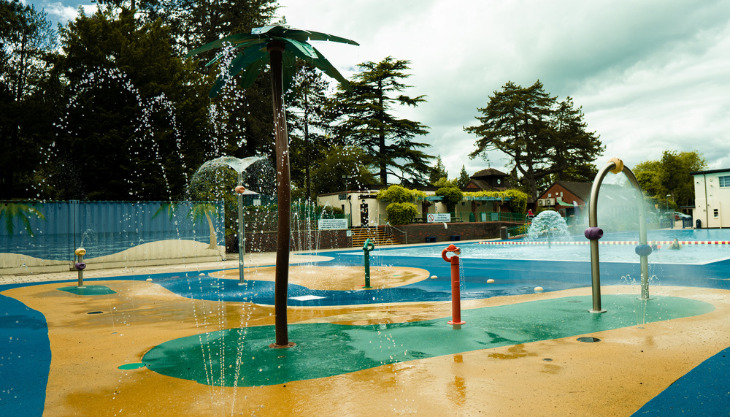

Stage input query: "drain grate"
[{"left": 577, "top": 336, "right": 601, "bottom": 343}]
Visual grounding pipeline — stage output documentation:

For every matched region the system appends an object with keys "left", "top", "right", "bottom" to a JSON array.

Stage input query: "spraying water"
[{"left": 526, "top": 211, "right": 570, "bottom": 242}]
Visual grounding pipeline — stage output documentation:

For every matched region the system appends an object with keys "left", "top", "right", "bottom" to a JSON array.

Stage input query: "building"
[
  {"left": 464, "top": 168, "right": 511, "bottom": 192},
  {"left": 536, "top": 181, "right": 593, "bottom": 218},
  {"left": 317, "top": 187, "right": 449, "bottom": 228},
  {"left": 691, "top": 169, "right": 730, "bottom": 228},
  {"left": 317, "top": 169, "right": 521, "bottom": 227}
]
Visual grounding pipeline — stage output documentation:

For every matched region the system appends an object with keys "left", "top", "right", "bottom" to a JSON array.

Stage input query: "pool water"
[{"left": 361, "top": 229, "right": 730, "bottom": 265}]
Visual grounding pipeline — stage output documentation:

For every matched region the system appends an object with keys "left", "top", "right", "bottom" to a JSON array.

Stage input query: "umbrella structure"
[{"left": 187, "top": 25, "right": 358, "bottom": 347}]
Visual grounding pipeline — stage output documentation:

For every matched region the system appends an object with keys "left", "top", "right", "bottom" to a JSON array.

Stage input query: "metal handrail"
[{"left": 385, "top": 222, "right": 408, "bottom": 244}]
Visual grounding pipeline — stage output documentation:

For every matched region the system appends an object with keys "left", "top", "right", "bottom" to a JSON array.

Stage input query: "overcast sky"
[{"left": 29, "top": 0, "right": 730, "bottom": 178}]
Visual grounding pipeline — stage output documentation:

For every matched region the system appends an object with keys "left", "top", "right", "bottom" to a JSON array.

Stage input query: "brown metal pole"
[{"left": 268, "top": 41, "right": 294, "bottom": 348}]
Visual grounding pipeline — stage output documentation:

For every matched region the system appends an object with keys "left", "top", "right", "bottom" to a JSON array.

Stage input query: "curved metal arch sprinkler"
[{"left": 584, "top": 157, "right": 650, "bottom": 313}]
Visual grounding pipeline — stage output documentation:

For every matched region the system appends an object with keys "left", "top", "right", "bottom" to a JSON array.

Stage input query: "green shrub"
[
  {"left": 386, "top": 202, "right": 418, "bottom": 225},
  {"left": 435, "top": 187, "right": 463, "bottom": 212},
  {"left": 377, "top": 184, "right": 426, "bottom": 203}
]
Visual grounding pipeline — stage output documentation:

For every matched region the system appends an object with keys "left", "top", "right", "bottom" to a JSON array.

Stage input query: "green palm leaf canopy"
[{"left": 186, "top": 25, "right": 359, "bottom": 97}]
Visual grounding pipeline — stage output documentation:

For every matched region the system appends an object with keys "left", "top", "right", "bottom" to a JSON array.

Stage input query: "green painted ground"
[
  {"left": 57, "top": 285, "right": 116, "bottom": 295},
  {"left": 142, "top": 295, "right": 713, "bottom": 387}
]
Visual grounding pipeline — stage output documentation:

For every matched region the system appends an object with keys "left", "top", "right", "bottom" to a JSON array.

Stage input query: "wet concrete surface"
[{"left": 1, "top": 253, "right": 729, "bottom": 416}]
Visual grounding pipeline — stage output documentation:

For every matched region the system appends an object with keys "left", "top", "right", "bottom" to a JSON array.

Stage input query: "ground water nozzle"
[
  {"left": 74, "top": 247, "right": 86, "bottom": 288},
  {"left": 442, "top": 244, "right": 465, "bottom": 326},
  {"left": 362, "top": 238, "right": 375, "bottom": 289}
]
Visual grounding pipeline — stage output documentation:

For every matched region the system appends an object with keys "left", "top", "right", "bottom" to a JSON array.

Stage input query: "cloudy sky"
[{"left": 29, "top": 0, "right": 730, "bottom": 178}]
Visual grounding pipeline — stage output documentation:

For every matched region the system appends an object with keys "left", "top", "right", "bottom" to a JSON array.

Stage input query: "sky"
[{"left": 27, "top": 0, "right": 730, "bottom": 179}]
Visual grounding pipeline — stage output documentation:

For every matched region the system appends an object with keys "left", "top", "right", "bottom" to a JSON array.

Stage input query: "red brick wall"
[
  {"left": 390, "top": 222, "right": 521, "bottom": 244},
  {"left": 227, "top": 230, "right": 350, "bottom": 253}
]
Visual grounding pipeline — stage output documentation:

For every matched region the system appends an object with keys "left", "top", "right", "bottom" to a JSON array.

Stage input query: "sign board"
[
  {"left": 318, "top": 218, "right": 348, "bottom": 230},
  {"left": 427, "top": 213, "right": 451, "bottom": 223}
]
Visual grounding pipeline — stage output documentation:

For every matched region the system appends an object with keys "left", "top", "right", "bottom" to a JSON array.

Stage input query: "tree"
[
  {"left": 457, "top": 165, "right": 471, "bottom": 189},
  {"left": 50, "top": 8, "right": 204, "bottom": 200},
  {"left": 310, "top": 146, "right": 375, "bottom": 195},
  {"left": 287, "top": 64, "right": 333, "bottom": 200},
  {"left": 432, "top": 177, "right": 457, "bottom": 188},
  {"left": 188, "top": 24, "right": 358, "bottom": 347},
  {"left": 465, "top": 80, "right": 604, "bottom": 200},
  {"left": 330, "top": 56, "right": 433, "bottom": 185},
  {"left": 0, "top": 0, "right": 57, "bottom": 198},
  {"left": 634, "top": 150, "right": 706, "bottom": 208},
  {"left": 435, "top": 187, "right": 463, "bottom": 212},
  {"left": 376, "top": 184, "right": 423, "bottom": 225},
  {"left": 429, "top": 156, "right": 448, "bottom": 185}
]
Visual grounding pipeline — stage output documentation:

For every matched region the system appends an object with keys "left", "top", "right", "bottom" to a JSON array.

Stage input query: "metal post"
[
  {"left": 442, "top": 244, "right": 465, "bottom": 326},
  {"left": 236, "top": 173, "right": 246, "bottom": 285},
  {"left": 586, "top": 161, "right": 617, "bottom": 313},
  {"left": 363, "top": 238, "right": 374, "bottom": 288},
  {"left": 587, "top": 158, "right": 652, "bottom": 312},
  {"left": 74, "top": 247, "right": 86, "bottom": 288}
]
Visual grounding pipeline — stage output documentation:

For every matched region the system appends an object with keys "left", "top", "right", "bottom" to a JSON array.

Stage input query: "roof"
[
  {"left": 467, "top": 178, "right": 510, "bottom": 192},
  {"left": 690, "top": 169, "right": 730, "bottom": 176},
  {"left": 544, "top": 181, "right": 593, "bottom": 201},
  {"left": 471, "top": 168, "right": 509, "bottom": 179}
]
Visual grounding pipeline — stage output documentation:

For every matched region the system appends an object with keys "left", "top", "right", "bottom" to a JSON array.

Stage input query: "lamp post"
[{"left": 235, "top": 175, "right": 246, "bottom": 285}]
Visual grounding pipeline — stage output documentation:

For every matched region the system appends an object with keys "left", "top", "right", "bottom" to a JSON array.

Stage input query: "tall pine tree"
[
  {"left": 330, "top": 56, "right": 432, "bottom": 185},
  {"left": 466, "top": 80, "right": 603, "bottom": 199},
  {"left": 286, "top": 64, "right": 333, "bottom": 200}
]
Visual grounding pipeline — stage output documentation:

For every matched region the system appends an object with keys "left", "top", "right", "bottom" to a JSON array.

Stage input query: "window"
[
  {"left": 719, "top": 176, "right": 730, "bottom": 187},
  {"left": 714, "top": 209, "right": 719, "bottom": 218}
]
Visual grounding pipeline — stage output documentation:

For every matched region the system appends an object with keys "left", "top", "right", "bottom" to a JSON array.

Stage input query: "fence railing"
[
  {"left": 377, "top": 211, "right": 526, "bottom": 225},
  {"left": 0, "top": 200, "right": 224, "bottom": 262}
]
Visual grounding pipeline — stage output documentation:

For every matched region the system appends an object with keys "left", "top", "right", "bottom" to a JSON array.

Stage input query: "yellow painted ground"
[
  {"left": 1, "top": 273, "right": 729, "bottom": 416},
  {"left": 210, "top": 265, "right": 430, "bottom": 290}
]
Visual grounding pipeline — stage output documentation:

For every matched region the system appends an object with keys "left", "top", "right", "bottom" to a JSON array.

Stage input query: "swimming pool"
[{"left": 355, "top": 229, "right": 730, "bottom": 265}]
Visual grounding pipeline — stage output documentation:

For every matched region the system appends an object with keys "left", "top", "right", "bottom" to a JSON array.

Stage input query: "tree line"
[{"left": 2, "top": 0, "right": 605, "bottom": 203}]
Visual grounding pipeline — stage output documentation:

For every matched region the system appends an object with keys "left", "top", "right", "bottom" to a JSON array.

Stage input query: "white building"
[
  {"left": 692, "top": 169, "right": 730, "bottom": 228},
  {"left": 317, "top": 188, "right": 450, "bottom": 228}
]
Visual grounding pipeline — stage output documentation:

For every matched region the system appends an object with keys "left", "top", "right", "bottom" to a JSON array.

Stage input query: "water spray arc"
[
  {"left": 187, "top": 25, "right": 358, "bottom": 348},
  {"left": 585, "top": 158, "right": 650, "bottom": 313},
  {"left": 194, "top": 156, "right": 263, "bottom": 284}
]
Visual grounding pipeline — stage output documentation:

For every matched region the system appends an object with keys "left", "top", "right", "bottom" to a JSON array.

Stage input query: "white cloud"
[
  {"left": 42, "top": 2, "right": 81, "bottom": 22},
  {"left": 281, "top": 0, "right": 730, "bottom": 178}
]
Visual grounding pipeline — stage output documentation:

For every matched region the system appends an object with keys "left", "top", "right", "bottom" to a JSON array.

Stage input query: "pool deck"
[{"left": 1, "top": 249, "right": 729, "bottom": 416}]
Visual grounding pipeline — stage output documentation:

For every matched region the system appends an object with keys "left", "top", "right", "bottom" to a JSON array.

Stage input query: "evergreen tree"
[
  {"left": 465, "top": 80, "right": 603, "bottom": 199},
  {"left": 330, "top": 56, "right": 432, "bottom": 185},
  {"left": 311, "top": 146, "right": 375, "bottom": 195},
  {"left": 0, "top": 0, "right": 57, "bottom": 198},
  {"left": 428, "top": 156, "right": 448, "bottom": 185},
  {"left": 457, "top": 165, "right": 471, "bottom": 189},
  {"left": 286, "top": 64, "right": 333, "bottom": 200},
  {"left": 52, "top": 8, "right": 207, "bottom": 200}
]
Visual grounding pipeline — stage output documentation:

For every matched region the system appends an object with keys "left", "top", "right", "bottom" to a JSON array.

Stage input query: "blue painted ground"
[
  {"left": 0, "top": 295, "right": 50, "bottom": 417},
  {"left": 632, "top": 346, "right": 730, "bottom": 416}
]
